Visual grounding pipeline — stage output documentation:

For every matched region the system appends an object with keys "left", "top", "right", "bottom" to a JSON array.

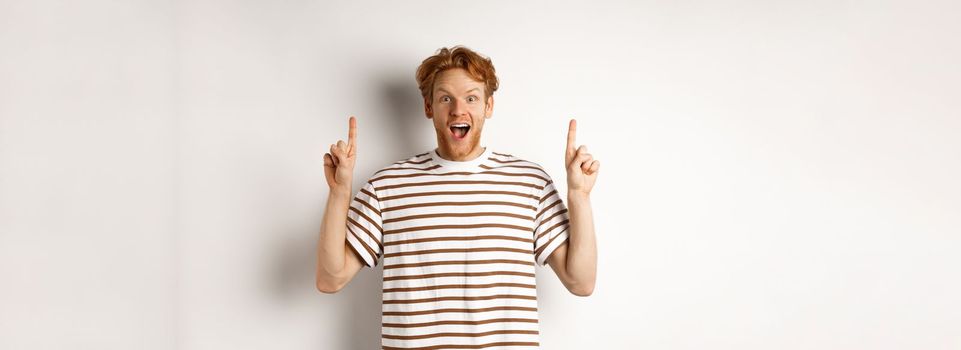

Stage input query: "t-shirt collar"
[{"left": 430, "top": 146, "right": 491, "bottom": 172}]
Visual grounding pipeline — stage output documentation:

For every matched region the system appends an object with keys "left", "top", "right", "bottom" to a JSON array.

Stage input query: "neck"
[{"left": 436, "top": 145, "right": 485, "bottom": 162}]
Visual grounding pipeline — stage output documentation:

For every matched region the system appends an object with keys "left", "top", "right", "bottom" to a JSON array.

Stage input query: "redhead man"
[{"left": 315, "top": 46, "right": 599, "bottom": 349}]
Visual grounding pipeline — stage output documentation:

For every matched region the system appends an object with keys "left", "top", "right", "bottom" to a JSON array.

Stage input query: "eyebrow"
[{"left": 436, "top": 87, "right": 481, "bottom": 95}]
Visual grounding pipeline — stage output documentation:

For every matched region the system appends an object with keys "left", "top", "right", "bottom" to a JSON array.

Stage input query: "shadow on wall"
[
  {"left": 339, "top": 266, "right": 384, "bottom": 350},
  {"left": 379, "top": 71, "right": 432, "bottom": 156},
  {"left": 303, "top": 71, "right": 426, "bottom": 349},
  {"left": 271, "top": 234, "right": 382, "bottom": 350},
  {"left": 340, "top": 73, "right": 428, "bottom": 349}
]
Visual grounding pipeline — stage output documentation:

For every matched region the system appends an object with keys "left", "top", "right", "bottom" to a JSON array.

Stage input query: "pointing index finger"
[
  {"left": 566, "top": 119, "right": 577, "bottom": 156},
  {"left": 347, "top": 116, "right": 357, "bottom": 153}
]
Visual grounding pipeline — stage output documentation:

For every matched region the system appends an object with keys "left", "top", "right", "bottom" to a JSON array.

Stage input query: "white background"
[{"left": 2, "top": 0, "right": 959, "bottom": 349}]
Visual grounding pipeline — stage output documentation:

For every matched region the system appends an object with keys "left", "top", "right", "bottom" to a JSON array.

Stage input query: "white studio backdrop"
[{"left": 1, "top": 0, "right": 959, "bottom": 349}]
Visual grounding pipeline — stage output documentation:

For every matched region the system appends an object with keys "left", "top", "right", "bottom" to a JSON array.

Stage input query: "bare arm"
[
  {"left": 548, "top": 119, "right": 599, "bottom": 297},
  {"left": 315, "top": 188, "right": 365, "bottom": 293},
  {"left": 547, "top": 193, "right": 597, "bottom": 296},
  {"left": 315, "top": 116, "right": 364, "bottom": 294}
]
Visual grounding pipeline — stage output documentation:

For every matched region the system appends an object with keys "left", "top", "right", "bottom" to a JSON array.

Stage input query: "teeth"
[{"left": 451, "top": 123, "right": 469, "bottom": 128}]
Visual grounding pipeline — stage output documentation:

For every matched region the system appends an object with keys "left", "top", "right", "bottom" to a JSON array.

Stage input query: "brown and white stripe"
[{"left": 345, "top": 148, "right": 570, "bottom": 349}]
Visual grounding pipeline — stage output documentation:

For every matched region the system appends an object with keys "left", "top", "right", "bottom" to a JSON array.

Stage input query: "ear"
[
  {"left": 423, "top": 97, "right": 433, "bottom": 119},
  {"left": 484, "top": 95, "right": 494, "bottom": 119}
]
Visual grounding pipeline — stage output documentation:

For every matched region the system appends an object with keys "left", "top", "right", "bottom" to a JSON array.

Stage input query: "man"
[{"left": 315, "top": 46, "right": 599, "bottom": 349}]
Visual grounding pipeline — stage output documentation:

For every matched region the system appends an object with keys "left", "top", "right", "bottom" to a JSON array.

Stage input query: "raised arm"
[
  {"left": 547, "top": 118, "right": 599, "bottom": 297},
  {"left": 316, "top": 116, "right": 365, "bottom": 294}
]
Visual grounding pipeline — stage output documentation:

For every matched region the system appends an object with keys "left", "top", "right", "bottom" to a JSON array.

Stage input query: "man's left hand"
[{"left": 565, "top": 119, "right": 600, "bottom": 196}]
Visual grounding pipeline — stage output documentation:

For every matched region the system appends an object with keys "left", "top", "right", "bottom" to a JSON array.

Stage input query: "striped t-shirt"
[{"left": 345, "top": 146, "right": 571, "bottom": 350}]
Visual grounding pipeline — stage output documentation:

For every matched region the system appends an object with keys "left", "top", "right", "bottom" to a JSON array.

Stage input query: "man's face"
[{"left": 425, "top": 68, "right": 494, "bottom": 160}]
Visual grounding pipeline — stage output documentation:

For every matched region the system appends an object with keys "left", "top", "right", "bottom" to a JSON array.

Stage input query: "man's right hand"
[
  {"left": 323, "top": 116, "right": 357, "bottom": 194},
  {"left": 317, "top": 116, "right": 365, "bottom": 293}
]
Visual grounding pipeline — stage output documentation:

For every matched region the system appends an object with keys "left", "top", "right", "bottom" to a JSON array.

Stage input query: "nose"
[{"left": 449, "top": 98, "right": 468, "bottom": 117}]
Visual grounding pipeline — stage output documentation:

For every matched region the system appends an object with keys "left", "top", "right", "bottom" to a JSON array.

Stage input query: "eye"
[
  {"left": 440, "top": 96, "right": 451, "bottom": 103},
  {"left": 467, "top": 96, "right": 477, "bottom": 103}
]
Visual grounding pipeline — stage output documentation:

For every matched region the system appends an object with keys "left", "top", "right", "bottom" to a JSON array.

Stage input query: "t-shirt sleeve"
[
  {"left": 345, "top": 181, "right": 384, "bottom": 268},
  {"left": 533, "top": 176, "right": 570, "bottom": 266}
]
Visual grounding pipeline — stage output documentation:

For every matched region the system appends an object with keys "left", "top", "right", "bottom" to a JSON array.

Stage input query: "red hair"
[{"left": 415, "top": 46, "right": 499, "bottom": 102}]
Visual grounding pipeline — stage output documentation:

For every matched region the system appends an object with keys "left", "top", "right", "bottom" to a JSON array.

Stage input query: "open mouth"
[{"left": 449, "top": 123, "right": 470, "bottom": 140}]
